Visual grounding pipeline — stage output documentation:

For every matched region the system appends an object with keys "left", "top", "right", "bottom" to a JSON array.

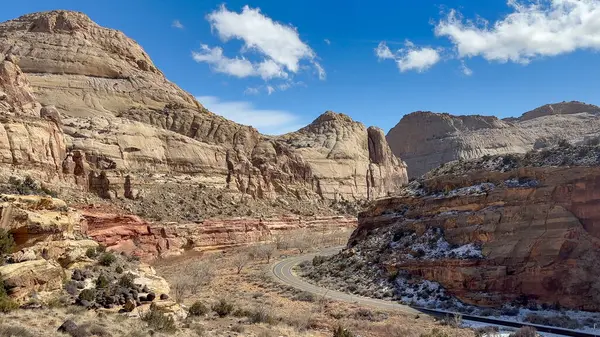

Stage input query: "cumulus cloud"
[
  {"left": 375, "top": 41, "right": 441, "bottom": 73},
  {"left": 192, "top": 45, "right": 255, "bottom": 78},
  {"left": 172, "top": 20, "right": 184, "bottom": 29},
  {"left": 324, "top": 39, "right": 331, "bottom": 45},
  {"left": 193, "top": 5, "right": 324, "bottom": 84},
  {"left": 435, "top": 0, "right": 600, "bottom": 64},
  {"left": 197, "top": 96, "right": 303, "bottom": 135}
]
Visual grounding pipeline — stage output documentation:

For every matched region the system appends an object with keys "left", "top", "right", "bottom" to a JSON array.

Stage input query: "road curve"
[
  {"left": 270, "top": 246, "right": 420, "bottom": 315},
  {"left": 270, "top": 248, "right": 599, "bottom": 337}
]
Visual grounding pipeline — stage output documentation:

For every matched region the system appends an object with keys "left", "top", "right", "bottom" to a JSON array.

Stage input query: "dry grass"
[
  {"left": 0, "top": 229, "right": 473, "bottom": 337},
  {"left": 150, "top": 232, "right": 474, "bottom": 337}
]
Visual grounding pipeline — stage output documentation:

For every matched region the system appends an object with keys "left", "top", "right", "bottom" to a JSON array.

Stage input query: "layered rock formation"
[
  {"left": 387, "top": 102, "right": 600, "bottom": 177},
  {"left": 0, "top": 10, "right": 407, "bottom": 208},
  {"left": 320, "top": 157, "right": 600, "bottom": 311},
  {"left": 84, "top": 207, "right": 356, "bottom": 260}
]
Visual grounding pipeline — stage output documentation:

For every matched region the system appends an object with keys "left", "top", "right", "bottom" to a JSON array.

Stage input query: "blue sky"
[{"left": 2, "top": 0, "right": 600, "bottom": 134}]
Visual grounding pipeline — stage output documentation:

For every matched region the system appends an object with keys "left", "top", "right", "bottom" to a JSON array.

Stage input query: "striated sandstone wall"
[
  {"left": 352, "top": 166, "right": 600, "bottom": 311},
  {"left": 84, "top": 209, "right": 356, "bottom": 260}
]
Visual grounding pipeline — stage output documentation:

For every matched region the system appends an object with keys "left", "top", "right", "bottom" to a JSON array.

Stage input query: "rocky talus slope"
[
  {"left": 305, "top": 146, "right": 600, "bottom": 312},
  {"left": 387, "top": 101, "right": 600, "bottom": 177},
  {"left": 0, "top": 194, "right": 181, "bottom": 316},
  {"left": 0, "top": 11, "right": 407, "bottom": 210}
]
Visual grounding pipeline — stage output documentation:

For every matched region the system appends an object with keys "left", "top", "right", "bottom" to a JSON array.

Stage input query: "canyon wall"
[{"left": 349, "top": 165, "right": 600, "bottom": 311}]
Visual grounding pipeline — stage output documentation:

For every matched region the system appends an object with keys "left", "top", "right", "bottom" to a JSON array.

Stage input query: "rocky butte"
[
  {"left": 387, "top": 101, "right": 600, "bottom": 178},
  {"left": 0, "top": 10, "right": 407, "bottom": 257},
  {"left": 306, "top": 145, "right": 600, "bottom": 312}
]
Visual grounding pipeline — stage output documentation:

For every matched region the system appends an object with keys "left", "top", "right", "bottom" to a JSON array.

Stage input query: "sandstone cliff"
[
  {"left": 387, "top": 102, "right": 600, "bottom": 177},
  {"left": 0, "top": 10, "right": 407, "bottom": 219},
  {"left": 305, "top": 147, "right": 600, "bottom": 312}
]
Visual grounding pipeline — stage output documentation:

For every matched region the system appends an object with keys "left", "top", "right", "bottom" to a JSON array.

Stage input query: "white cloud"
[
  {"left": 314, "top": 62, "right": 326, "bottom": 80},
  {"left": 193, "top": 5, "right": 325, "bottom": 82},
  {"left": 192, "top": 45, "right": 255, "bottom": 78},
  {"left": 375, "top": 41, "right": 441, "bottom": 73},
  {"left": 172, "top": 20, "right": 184, "bottom": 29},
  {"left": 460, "top": 60, "right": 473, "bottom": 76},
  {"left": 324, "top": 39, "right": 331, "bottom": 45},
  {"left": 435, "top": 0, "right": 600, "bottom": 64},
  {"left": 197, "top": 96, "right": 303, "bottom": 135},
  {"left": 375, "top": 42, "right": 395, "bottom": 60},
  {"left": 266, "top": 85, "right": 276, "bottom": 95},
  {"left": 244, "top": 87, "right": 260, "bottom": 95}
]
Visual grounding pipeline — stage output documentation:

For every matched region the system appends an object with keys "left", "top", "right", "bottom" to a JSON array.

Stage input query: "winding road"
[
  {"left": 270, "top": 247, "right": 599, "bottom": 337},
  {"left": 270, "top": 246, "right": 420, "bottom": 315}
]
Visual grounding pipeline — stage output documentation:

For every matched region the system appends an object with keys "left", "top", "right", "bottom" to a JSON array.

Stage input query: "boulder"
[{"left": 0, "top": 259, "right": 64, "bottom": 303}]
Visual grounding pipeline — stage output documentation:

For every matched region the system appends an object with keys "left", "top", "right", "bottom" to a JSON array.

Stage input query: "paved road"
[
  {"left": 270, "top": 246, "right": 420, "bottom": 315},
  {"left": 270, "top": 248, "right": 598, "bottom": 337}
]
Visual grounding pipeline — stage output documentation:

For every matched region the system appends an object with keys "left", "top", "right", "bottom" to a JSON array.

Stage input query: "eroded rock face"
[
  {"left": 349, "top": 166, "right": 600, "bottom": 311},
  {"left": 0, "top": 259, "right": 64, "bottom": 303},
  {"left": 0, "top": 194, "right": 86, "bottom": 247},
  {"left": 387, "top": 102, "right": 600, "bottom": 177},
  {"left": 0, "top": 11, "right": 406, "bottom": 204},
  {"left": 84, "top": 208, "right": 356, "bottom": 260}
]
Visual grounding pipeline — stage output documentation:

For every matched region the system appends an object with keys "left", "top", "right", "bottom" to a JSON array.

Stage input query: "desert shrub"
[
  {"left": 0, "top": 297, "right": 18, "bottom": 313},
  {"left": 474, "top": 326, "right": 499, "bottom": 337},
  {"left": 333, "top": 326, "right": 355, "bottom": 337},
  {"left": 0, "top": 279, "right": 17, "bottom": 313},
  {"left": 78, "top": 289, "right": 95, "bottom": 302},
  {"left": 118, "top": 273, "right": 135, "bottom": 288},
  {"left": 141, "top": 306, "right": 176, "bottom": 333},
  {"left": 0, "top": 229, "right": 15, "bottom": 256},
  {"left": 85, "top": 247, "right": 97, "bottom": 259},
  {"left": 95, "top": 274, "right": 109, "bottom": 288},
  {"left": 420, "top": 329, "right": 450, "bottom": 337},
  {"left": 509, "top": 326, "right": 537, "bottom": 337},
  {"left": 312, "top": 255, "right": 327, "bottom": 266},
  {"left": 188, "top": 301, "right": 209, "bottom": 316},
  {"left": 293, "top": 291, "right": 315, "bottom": 302},
  {"left": 248, "top": 307, "right": 276, "bottom": 324},
  {"left": 115, "top": 266, "right": 123, "bottom": 274},
  {"left": 524, "top": 313, "right": 581, "bottom": 329},
  {"left": 96, "top": 245, "right": 107, "bottom": 253},
  {"left": 212, "top": 299, "right": 234, "bottom": 317},
  {"left": 171, "top": 260, "right": 216, "bottom": 303},
  {"left": 99, "top": 252, "right": 116, "bottom": 266}
]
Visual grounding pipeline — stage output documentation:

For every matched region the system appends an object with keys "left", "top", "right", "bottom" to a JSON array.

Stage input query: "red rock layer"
[
  {"left": 84, "top": 209, "right": 356, "bottom": 260},
  {"left": 355, "top": 166, "right": 600, "bottom": 311}
]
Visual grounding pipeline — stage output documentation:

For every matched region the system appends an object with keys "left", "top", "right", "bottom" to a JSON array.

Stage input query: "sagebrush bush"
[
  {"left": 141, "top": 306, "right": 177, "bottom": 333},
  {"left": 78, "top": 289, "right": 95, "bottom": 302},
  {"left": 188, "top": 301, "right": 209, "bottom": 316},
  {"left": 333, "top": 326, "right": 355, "bottom": 337},
  {"left": 118, "top": 273, "right": 135, "bottom": 288},
  {"left": 212, "top": 299, "right": 234, "bottom": 317},
  {"left": 95, "top": 274, "right": 109, "bottom": 288},
  {"left": 248, "top": 307, "right": 276, "bottom": 324},
  {"left": 85, "top": 247, "right": 97, "bottom": 259},
  {"left": 99, "top": 252, "right": 116, "bottom": 266},
  {"left": 0, "top": 297, "right": 18, "bottom": 313},
  {"left": 115, "top": 266, "right": 124, "bottom": 274}
]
